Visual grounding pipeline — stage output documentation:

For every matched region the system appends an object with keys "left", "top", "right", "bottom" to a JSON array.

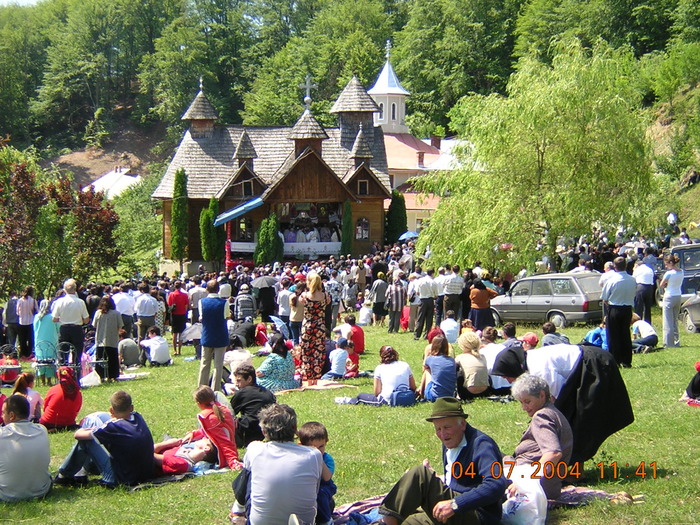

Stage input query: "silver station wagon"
[{"left": 490, "top": 272, "right": 604, "bottom": 328}]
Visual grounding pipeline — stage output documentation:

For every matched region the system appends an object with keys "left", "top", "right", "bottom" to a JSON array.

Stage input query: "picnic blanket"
[
  {"left": 329, "top": 487, "right": 644, "bottom": 523},
  {"left": 130, "top": 467, "right": 231, "bottom": 491},
  {"left": 276, "top": 380, "right": 359, "bottom": 395}
]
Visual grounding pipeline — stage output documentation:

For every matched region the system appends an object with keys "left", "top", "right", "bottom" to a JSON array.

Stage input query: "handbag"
[{"left": 388, "top": 385, "right": 416, "bottom": 407}]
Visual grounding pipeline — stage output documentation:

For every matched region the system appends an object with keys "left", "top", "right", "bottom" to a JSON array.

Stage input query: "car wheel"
[
  {"left": 491, "top": 310, "right": 502, "bottom": 327},
  {"left": 548, "top": 312, "right": 567, "bottom": 328},
  {"left": 682, "top": 309, "right": 699, "bottom": 333}
]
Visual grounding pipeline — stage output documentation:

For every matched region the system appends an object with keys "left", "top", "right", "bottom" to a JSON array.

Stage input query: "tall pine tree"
[
  {"left": 385, "top": 190, "right": 407, "bottom": 244},
  {"left": 170, "top": 167, "right": 188, "bottom": 273}
]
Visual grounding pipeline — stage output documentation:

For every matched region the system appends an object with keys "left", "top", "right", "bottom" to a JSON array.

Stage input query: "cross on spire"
[
  {"left": 299, "top": 74, "right": 317, "bottom": 110},
  {"left": 385, "top": 39, "right": 392, "bottom": 60}
]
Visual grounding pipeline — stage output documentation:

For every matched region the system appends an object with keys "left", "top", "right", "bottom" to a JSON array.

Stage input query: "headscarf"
[
  {"left": 491, "top": 347, "right": 528, "bottom": 378},
  {"left": 37, "top": 299, "right": 51, "bottom": 320},
  {"left": 58, "top": 366, "right": 80, "bottom": 400}
]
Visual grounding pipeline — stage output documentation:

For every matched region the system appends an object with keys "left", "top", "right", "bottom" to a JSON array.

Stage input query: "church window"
[
  {"left": 358, "top": 179, "right": 369, "bottom": 195},
  {"left": 237, "top": 217, "right": 253, "bottom": 241},
  {"left": 355, "top": 217, "right": 370, "bottom": 240},
  {"left": 378, "top": 103, "right": 384, "bottom": 120},
  {"left": 391, "top": 103, "right": 396, "bottom": 121},
  {"left": 242, "top": 180, "right": 253, "bottom": 197}
]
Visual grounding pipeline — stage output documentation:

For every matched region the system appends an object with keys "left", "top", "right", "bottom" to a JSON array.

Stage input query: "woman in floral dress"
[{"left": 299, "top": 272, "right": 329, "bottom": 385}]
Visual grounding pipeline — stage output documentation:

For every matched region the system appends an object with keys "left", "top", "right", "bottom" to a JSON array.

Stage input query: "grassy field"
[{"left": 3, "top": 309, "right": 699, "bottom": 524}]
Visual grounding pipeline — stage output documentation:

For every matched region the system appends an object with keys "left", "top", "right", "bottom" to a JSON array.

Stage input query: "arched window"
[
  {"left": 355, "top": 217, "right": 370, "bottom": 240},
  {"left": 391, "top": 103, "right": 396, "bottom": 121},
  {"left": 378, "top": 103, "right": 384, "bottom": 120}
]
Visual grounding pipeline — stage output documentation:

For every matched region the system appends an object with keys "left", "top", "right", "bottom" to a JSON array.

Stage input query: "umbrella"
[
  {"left": 268, "top": 315, "right": 290, "bottom": 339},
  {"left": 251, "top": 275, "right": 278, "bottom": 289},
  {"left": 398, "top": 231, "right": 419, "bottom": 241},
  {"left": 181, "top": 322, "right": 202, "bottom": 341}
]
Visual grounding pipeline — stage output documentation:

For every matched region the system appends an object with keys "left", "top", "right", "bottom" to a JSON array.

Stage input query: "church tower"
[
  {"left": 368, "top": 40, "right": 410, "bottom": 134},
  {"left": 181, "top": 77, "right": 219, "bottom": 139}
]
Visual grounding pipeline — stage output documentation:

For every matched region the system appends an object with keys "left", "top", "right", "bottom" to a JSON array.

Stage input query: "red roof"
[{"left": 384, "top": 133, "right": 440, "bottom": 170}]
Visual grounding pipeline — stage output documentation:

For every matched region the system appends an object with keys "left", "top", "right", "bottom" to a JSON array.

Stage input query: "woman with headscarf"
[
  {"left": 33, "top": 299, "right": 59, "bottom": 386},
  {"left": 256, "top": 334, "right": 300, "bottom": 393},
  {"left": 468, "top": 279, "right": 498, "bottom": 331},
  {"left": 39, "top": 366, "right": 83, "bottom": 431},
  {"left": 492, "top": 335, "right": 633, "bottom": 464}
]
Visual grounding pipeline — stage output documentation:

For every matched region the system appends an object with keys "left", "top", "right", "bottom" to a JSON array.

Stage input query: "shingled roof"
[
  {"left": 288, "top": 110, "right": 329, "bottom": 140},
  {"left": 350, "top": 125, "right": 373, "bottom": 159},
  {"left": 152, "top": 125, "right": 390, "bottom": 200},
  {"left": 181, "top": 90, "right": 219, "bottom": 121},
  {"left": 330, "top": 76, "right": 380, "bottom": 114},
  {"left": 233, "top": 129, "right": 257, "bottom": 159}
]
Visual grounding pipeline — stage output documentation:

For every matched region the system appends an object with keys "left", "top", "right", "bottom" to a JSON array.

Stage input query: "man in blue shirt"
[{"left": 378, "top": 397, "right": 508, "bottom": 525}]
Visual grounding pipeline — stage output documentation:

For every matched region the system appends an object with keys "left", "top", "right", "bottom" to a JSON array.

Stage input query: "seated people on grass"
[
  {"left": 505, "top": 374, "right": 573, "bottom": 499},
  {"left": 423, "top": 327, "right": 455, "bottom": 359},
  {"left": 231, "top": 404, "right": 323, "bottom": 525},
  {"left": 344, "top": 341, "right": 359, "bottom": 379},
  {"left": 184, "top": 386, "right": 241, "bottom": 470},
  {"left": 439, "top": 310, "right": 460, "bottom": 344},
  {"left": 348, "top": 345, "right": 416, "bottom": 405},
  {"left": 322, "top": 337, "right": 348, "bottom": 380},
  {"left": 419, "top": 335, "right": 457, "bottom": 402},
  {"left": 540, "top": 322, "right": 570, "bottom": 346},
  {"left": 478, "top": 327, "right": 511, "bottom": 395},
  {"left": 54, "top": 390, "right": 154, "bottom": 487},
  {"left": 492, "top": 335, "right": 634, "bottom": 464},
  {"left": 679, "top": 360, "right": 700, "bottom": 405},
  {"left": 154, "top": 437, "right": 218, "bottom": 475},
  {"left": 230, "top": 364, "right": 276, "bottom": 448},
  {"left": 139, "top": 326, "right": 171, "bottom": 366},
  {"left": 298, "top": 421, "right": 336, "bottom": 525},
  {"left": 118, "top": 328, "right": 140, "bottom": 367},
  {"left": 256, "top": 333, "right": 299, "bottom": 393},
  {"left": 0, "top": 395, "right": 51, "bottom": 502},
  {"left": 454, "top": 332, "right": 489, "bottom": 400},
  {"left": 39, "top": 366, "right": 82, "bottom": 432},
  {"left": 377, "top": 397, "right": 508, "bottom": 525},
  {"left": 630, "top": 313, "right": 658, "bottom": 353}
]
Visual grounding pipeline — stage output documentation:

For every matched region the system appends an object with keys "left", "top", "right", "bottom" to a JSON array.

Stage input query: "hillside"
[{"left": 41, "top": 121, "right": 169, "bottom": 188}]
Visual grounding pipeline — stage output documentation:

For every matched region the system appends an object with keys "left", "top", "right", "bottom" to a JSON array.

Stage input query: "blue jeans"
[
  {"left": 59, "top": 439, "right": 116, "bottom": 484},
  {"left": 290, "top": 321, "right": 302, "bottom": 345}
]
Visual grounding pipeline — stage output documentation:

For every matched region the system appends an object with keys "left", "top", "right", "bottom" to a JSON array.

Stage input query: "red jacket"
[{"left": 192, "top": 403, "right": 239, "bottom": 468}]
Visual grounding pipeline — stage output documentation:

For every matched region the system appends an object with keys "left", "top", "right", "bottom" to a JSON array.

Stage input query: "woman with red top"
[
  {"left": 167, "top": 280, "right": 189, "bottom": 355},
  {"left": 183, "top": 386, "right": 242, "bottom": 470},
  {"left": 39, "top": 366, "right": 82, "bottom": 431}
]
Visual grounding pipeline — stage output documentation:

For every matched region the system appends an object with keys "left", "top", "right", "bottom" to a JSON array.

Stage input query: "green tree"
[
  {"left": 414, "top": 41, "right": 664, "bottom": 269},
  {"left": 341, "top": 199, "right": 353, "bottom": 256},
  {"left": 170, "top": 167, "right": 188, "bottom": 272},
  {"left": 242, "top": 0, "right": 391, "bottom": 126},
  {"left": 670, "top": 0, "right": 700, "bottom": 44},
  {"left": 385, "top": 190, "right": 407, "bottom": 244},
  {"left": 200, "top": 196, "right": 224, "bottom": 267},
  {"left": 254, "top": 212, "right": 283, "bottom": 265},
  {"left": 393, "top": 0, "right": 523, "bottom": 135}
]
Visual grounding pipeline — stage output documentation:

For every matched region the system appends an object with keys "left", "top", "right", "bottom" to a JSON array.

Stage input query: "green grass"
[{"left": 3, "top": 309, "right": 700, "bottom": 524}]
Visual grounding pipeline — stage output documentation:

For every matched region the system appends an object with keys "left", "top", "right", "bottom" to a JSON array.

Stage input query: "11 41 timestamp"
[{"left": 597, "top": 461, "right": 658, "bottom": 479}]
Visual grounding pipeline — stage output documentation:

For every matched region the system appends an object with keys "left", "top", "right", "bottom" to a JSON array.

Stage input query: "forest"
[{"left": 1, "top": 0, "right": 699, "bottom": 269}]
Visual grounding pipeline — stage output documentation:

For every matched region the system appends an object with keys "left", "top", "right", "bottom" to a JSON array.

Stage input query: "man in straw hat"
[{"left": 377, "top": 397, "right": 508, "bottom": 524}]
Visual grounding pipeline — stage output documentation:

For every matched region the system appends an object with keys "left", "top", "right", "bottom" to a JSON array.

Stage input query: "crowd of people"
[{"left": 0, "top": 228, "right": 697, "bottom": 525}]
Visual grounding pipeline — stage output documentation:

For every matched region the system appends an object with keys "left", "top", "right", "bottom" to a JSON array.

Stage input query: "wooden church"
[{"left": 152, "top": 76, "right": 392, "bottom": 264}]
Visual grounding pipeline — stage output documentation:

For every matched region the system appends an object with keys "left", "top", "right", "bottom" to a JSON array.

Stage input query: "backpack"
[{"left": 388, "top": 385, "right": 416, "bottom": 407}]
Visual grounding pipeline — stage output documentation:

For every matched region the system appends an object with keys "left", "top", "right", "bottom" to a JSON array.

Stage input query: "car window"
[
  {"left": 577, "top": 276, "right": 602, "bottom": 294},
  {"left": 511, "top": 281, "right": 531, "bottom": 296},
  {"left": 681, "top": 250, "right": 700, "bottom": 271},
  {"left": 531, "top": 280, "right": 551, "bottom": 295},
  {"left": 551, "top": 278, "right": 576, "bottom": 295}
]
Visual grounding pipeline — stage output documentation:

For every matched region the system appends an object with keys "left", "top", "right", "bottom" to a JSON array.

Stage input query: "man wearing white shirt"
[
  {"left": 134, "top": 283, "right": 158, "bottom": 342},
  {"left": 414, "top": 269, "right": 439, "bottom": 340},
  {"left": 112, "top": 284, "right": 136, "bottom": 339},
  {"left": 52, "top": 278, "right": 89, "bottom": 373},
  {"left": 602, "top": 257, "right": 636, "bottom": 368},
  {"left": 632, "top": 259, "right": 655, "bottom": 324},
  {"left": 434, "top": 267, "right": 447, "bottom": 326},
  {"left": 442, "top": 265, "right": 464, "bottom": 321}
]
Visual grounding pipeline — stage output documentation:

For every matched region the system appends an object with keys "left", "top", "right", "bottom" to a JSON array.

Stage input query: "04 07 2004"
[{"left": 451, "top": 461, "right": 583, "bottom": 480}]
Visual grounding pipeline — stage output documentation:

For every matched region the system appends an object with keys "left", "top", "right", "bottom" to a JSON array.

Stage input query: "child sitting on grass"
[
  {"left": 344, "top": 341, "right": 359, "bottom": 379},
  {"left": 298, "top": 421, "right": 336, "bottom": 525},
  {"left": 154, "top": 437, "right": 218, "bottom": 475},
  {"left": 679, "top": 360, "right": 700, "bottom": 406},
  {"left": 322, "top": 338, "right": 348, "bottom": 380}
]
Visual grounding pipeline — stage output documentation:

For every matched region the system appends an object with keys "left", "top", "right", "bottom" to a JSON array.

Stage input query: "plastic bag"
[
  {"left": 501, "top": 464, "right": 547, "bottom": 525},
  {"left": 80, "top": 370, "right": 102, "bottom": 388}
]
